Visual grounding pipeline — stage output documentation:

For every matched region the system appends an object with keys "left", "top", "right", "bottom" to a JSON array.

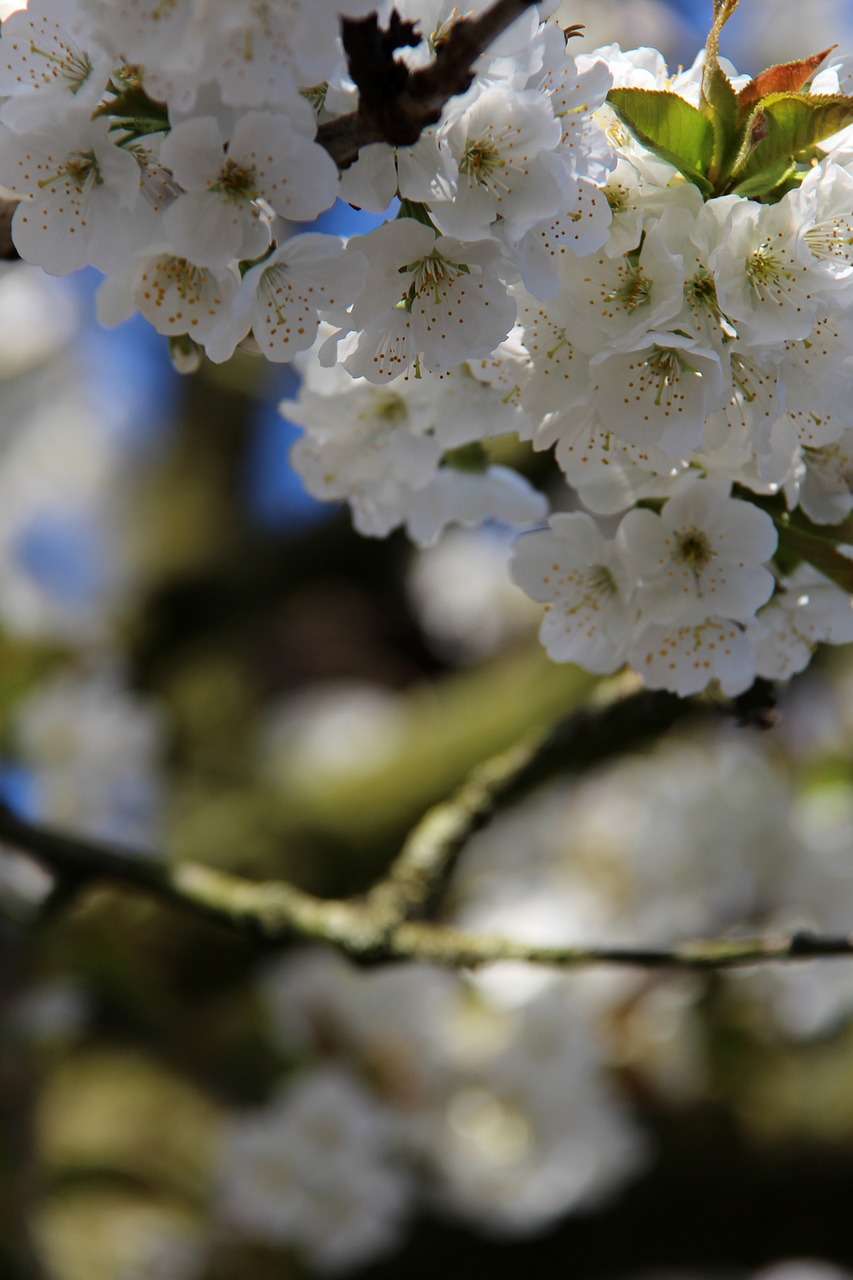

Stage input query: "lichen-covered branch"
[
  {"left": 1, "top": 802, "right": 851, "bottom": 972},
  {"left": 1, "top": 680, "right": 839, "bottom": 975},
  {"left": 317, "top": 0, "right": 546, "bottom": 169},
  {"left": 365, "top": 680, "right": 696, "bottom": 925}
]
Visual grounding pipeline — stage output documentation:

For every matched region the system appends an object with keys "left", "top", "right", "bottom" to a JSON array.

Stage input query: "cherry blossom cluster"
[
  {"left": 220, "top": 948, "right": 646, "bottom": 1270},
  {"left": 3, "top": 1, "right": 853, "bottom": 695}
]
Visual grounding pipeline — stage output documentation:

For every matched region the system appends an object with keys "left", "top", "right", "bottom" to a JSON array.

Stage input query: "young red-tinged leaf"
[
  {"left": 607, "top": 88, "right": 715, "bottom": 195},
  {"left": 738, "top": 46, "right": 837, "bottom": 113}
]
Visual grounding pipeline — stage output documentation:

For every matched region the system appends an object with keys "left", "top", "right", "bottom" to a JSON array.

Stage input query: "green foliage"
[
  {"left": 606, "top": 0, "right": 853, "bottom": 203},
  {"left": 729, "top": 95, "right": 853, "bottom": 196},
  {"left": 606, "top": 89, "right": 715, "bottom": 196}
]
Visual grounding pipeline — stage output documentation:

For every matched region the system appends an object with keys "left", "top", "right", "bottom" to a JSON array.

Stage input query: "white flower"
[
  {"left": 796, "top": 161, "right": 853, "bottom": 289},
  {"left": 429, "top": 83, "right": 566, "bottom": 242},
  {"left": 14, "top": 664, "right": 165, "bottom": 841},
  {"left": 288, "top": 377, "right": 444, "bottom": 531},
  {"left": 0, "top": 0, "right": 111, "bottom": 131},
  {"left": 0, "top": 112, "right": 141, "bottom": 274},
  {"left": 160, "top": 110, "right": 338, "bottom": 267},
  {"left": 628, "top": 616, "right": 756, "bottom": 696},
  {"left": 799, "top": 432, "right": 853, "bottom": 524},
  {"left": 751, "top": 565, "right": 853, "bottom": 680},
  {"left": 590, "top": 333, "right": 728, "bottom": 453},
  {"left": 287, "top": 357, "right": 537, "bottom": 542},
  {"left": 204, "top": 234, "right": 366, "bottom": 364},
  {"left": 99, "top": 249, "right": 240, "bottom": 340},
  {"left": 705, "top": 194, "right": 821, "bottom": 347},
  {"left": 219, "top": 1066, "right": 413, "bottom": 1274},
  {"left": 510, "top": 512, "right": 635, "bottom": 672},
  {"left": 341, "top": 218, "right": 516, "bottom": 381},
  {"left": 424, "top": 988, "right": 648, "bottom": 1233},
  {"left": 555, "top": 224, "right": 686, "bottom": 355},
  {"left": 617, "top": 475, "right": 777, "bottom": 625}
]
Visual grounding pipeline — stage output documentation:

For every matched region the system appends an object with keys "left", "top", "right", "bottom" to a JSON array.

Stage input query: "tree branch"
[
  {"left": 0, "top": 680, "right": 838, "bottom": 975},
  {"left": 317, "top": 0, "right": 543, "bottom": 169},
  {"left": 0, "top": 803, "right": 850, "bottom": 972},
  {"left": 0, "top": 197, "right": 17, "bottom": 260},
  {"left": 365, "top": 679, "right": 696, "bottom": 925}
]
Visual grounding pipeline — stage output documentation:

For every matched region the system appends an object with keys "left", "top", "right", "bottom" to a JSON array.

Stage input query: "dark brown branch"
[
  {"left": 317, "top": 0, "right": 542, "bottom": 169},
  {"left": 0, "top": 198, "right": 18, "bottom": 260}
]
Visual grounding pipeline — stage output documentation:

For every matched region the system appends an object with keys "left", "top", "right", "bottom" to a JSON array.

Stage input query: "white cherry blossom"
[
  {"left": 706, "top": 194, "right": 822, "bottom": 347},
  {"left": 98, "top": 248, "right": 240, "bottom": 340},
  {"left": 0, "top": 112, "right": 141, "bottom": 274},
  {"left": 428, "top": 83, "right": 565, "bottom": 241},
  {"left": 205, "top": 234, "right": 366, "bottom": 364},
  {"left": 160, "top": 110, "right": 338, "bottom": 267},
  {"left": 628, "top": 615, "right": 757, "bottom": 696},
  {"left": 590, "top": 334, "right": 728, "bottom": 453},
  {"left": 616, "top": 475, "right": 778, "bottom": 625},
  {"left": 799, "top": 432, "right": 853, "bottom": 523},
  {"left": 0, "top": 0, "right": 112, "bottom": 130},
  {"left": 341, "top": 218, "right": 516, "bottom": 381},
  {"left": 751, "top": 565, "right": 853, "bottom": 680},
  {"left": 510, "top": 512, "right": 635, "bottom": 672},
  {"left": 219, "top": 1066, "right": 414, "bottom": 1272}
]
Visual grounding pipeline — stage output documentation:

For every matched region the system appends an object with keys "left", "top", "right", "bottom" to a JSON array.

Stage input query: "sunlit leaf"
[
  {"left": 731, "top": 93, "right": 853, "bottom": 195},
  {"left": 607, "top": 88, "right": 715, "bottom": 195}
]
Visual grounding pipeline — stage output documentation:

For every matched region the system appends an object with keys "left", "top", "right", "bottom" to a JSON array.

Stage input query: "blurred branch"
[
  {"left": 0, "top": 198, "right": 17, "bottom": 259},
  {"left": 317, "top": 0, "right": 544, "bottom": 168},
  {"left": 365, "top": 679, "right": 693, "bottom": 924},
  {"left": 0, "top": 680, "right": 834, "bottom": 975}
]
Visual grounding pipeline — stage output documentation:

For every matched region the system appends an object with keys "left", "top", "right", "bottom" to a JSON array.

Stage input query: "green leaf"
[
  {"left": 607, "top": 88, "right": 715, "bottom": 196},
  {"left": 730, "top": 94, "right": 853, "bottom": 196},
  {"left": 703, "top": 65, "right": 742, "bottom": 185}
]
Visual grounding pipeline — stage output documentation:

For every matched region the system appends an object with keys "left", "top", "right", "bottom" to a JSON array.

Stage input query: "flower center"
[
  {"left": 28, "top": 37, "right": 93, "bottom": 93},
  {"left": 746, "top": 243, "right": 790, "bottom": 291},
  {"left": 403, "top": 249, "right": 468, "bottom": 306},
  {"left": 641, "top": 347, "right": 698, "bottom": 406},
  {"left": 676, "top": 526, "right": 713, "bottom": 572},
  {"left": 157, "top": 257, "right": 205, "bottom": 301},
  {"left": 38, "top": 150, "right": 101, "bottom": 192},
  {"left": 804, "top": 218, "right": 853, "bottom": 262},
  {"left": 364, "top": 391, "right": 408, "bottom": 427},
  {"left": 605, "top": 262, "right": 650, "bottom": 311},
  {"left": 212, "top": 158, "right": 258, "bottom": 203},
  {"left": 603, "top": 182, "right": 629, "bottom": 213},
  {"left": 686, "top": 269, "right": 717, "bottom": 311},
  {"left": 460, "top": 136, "right": 505, "bottom": 186}
]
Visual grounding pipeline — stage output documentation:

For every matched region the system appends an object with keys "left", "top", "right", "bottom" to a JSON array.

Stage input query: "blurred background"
[{"left": 4, "top": 1, "right": 853, "bottom": 1278}]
